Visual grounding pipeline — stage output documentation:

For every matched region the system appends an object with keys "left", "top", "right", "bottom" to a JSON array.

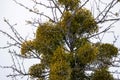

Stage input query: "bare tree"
[{"left": 0, "top": 0, "right": 120, "bottom": 80}]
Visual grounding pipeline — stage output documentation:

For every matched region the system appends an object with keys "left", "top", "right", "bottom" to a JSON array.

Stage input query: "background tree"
[{"left": 0, "top": 0, "right": 120, "bottom": 80}]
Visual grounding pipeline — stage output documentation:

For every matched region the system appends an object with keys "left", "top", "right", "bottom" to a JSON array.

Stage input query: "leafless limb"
[
  {"left": 80, "top": 0, "right": 89, "bottom": 8},
  {"left": 13, "top": 0, "right": 56, "bottom": 23},
  {"left": 97, "top": 18, "right": 120, "bottom": 23},
  {"left": 50, "top": 0, "right": 63, "bottom": 15},
  {"left": 88, "top": 20, "right": 118, "bottom": 39},
  {"left": 0, "top": 0, "right": 120, "bottom": 79},
  {"left": 95, "top": 0, "right": 117, "bottom": 20},
  {"left": 0, "top": 55, "right": 29, "bottom": 79},
  {"left": 0, "top": 18, "right": 41, "bottom": 80},
  {"left": 32, "top": 0, "right": 56, "bottom": 8}
]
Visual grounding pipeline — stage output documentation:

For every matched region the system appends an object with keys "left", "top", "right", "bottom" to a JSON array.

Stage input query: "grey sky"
[
  {"left": 0, "top": 0, "right": 120, "bottom": 80},
  {"left": 0, "top": 0, "right": 37, "bottom": 80}
]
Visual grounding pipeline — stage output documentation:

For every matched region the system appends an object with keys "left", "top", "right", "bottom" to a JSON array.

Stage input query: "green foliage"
[
  {"left": 118, "top": 0, "right": 120, "bottom": 2},
  {"left": 21, "top": 40, "right": 35, "bottom": 55},
  {"left": 98, "top": 43, "right": 118, "bottom": 58},
  {"left": 29, "top": 64, "right": 45, "bottom": 78},
  {"left": 58, "top": 0, "right": 79, "bottom": 10},
  {"left": 50, "top": 47, "right": 71, "bottom": 80},
  {"left": 61, "top": 8, "right": 98, "bottom": 36},
  {"left": 77, "top": 42, "right": 98, "bottom": 64},
  {"left": 96, "top": 43, "right": 118, "bottom": 67},
  {"left": 74, "top": 8, "right": 98, "bottom": 35},
  {"left": 91, "top": 68, "right": 114, "bottom": 80},
  {"left": 50, "top": 46, "right": 68, "bottom": 63},
  {"left": 35, "top": 22, "right": 64, "bottom": 55},
  {"left": 20, "top": 0, "right": 119, "bottom": 80}
]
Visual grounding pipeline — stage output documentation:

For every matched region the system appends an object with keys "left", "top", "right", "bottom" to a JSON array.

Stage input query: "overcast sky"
[
  {"left": 0, "top": 0, "right": 38, "bottom": 80},
  {"left": 0, "top": 0, "right": 120, "bottom": 80}
]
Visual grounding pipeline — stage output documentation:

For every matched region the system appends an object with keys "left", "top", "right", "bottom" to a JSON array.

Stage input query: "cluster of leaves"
[
  {"left": 91, "top": 68, "right": 114, "bottom": 80},
  {"left": 20, "top": 0, "right": 119, "bottom": 80},
  {"left": 61, "top": 8, "right": 98, "bottom": 36},
  {"left": 21, "top": 40, "right": 35, "bottom": 55},
  {"left": 58, "top": 0, "right": 80, "bottom": 10}
]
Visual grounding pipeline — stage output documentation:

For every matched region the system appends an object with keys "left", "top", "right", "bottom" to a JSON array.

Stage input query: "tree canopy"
[{"left": 20, "top": 0, "right": 119, "bottom": 80}]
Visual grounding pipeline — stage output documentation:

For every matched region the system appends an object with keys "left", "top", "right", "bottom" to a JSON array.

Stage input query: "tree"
[{"left": 0, "top": 0, "right": 120, "bottom": 80}]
